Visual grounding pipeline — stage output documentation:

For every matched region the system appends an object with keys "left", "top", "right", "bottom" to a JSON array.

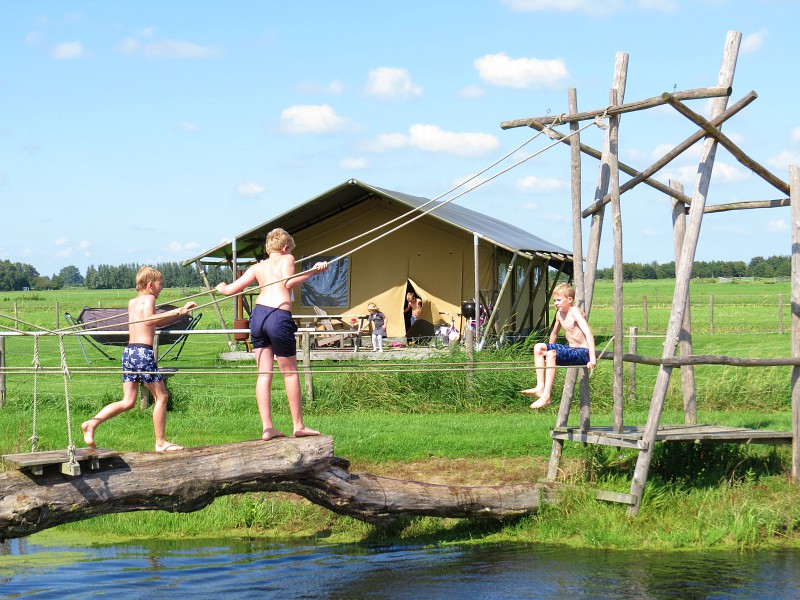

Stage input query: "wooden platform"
[
  {"left": 551, "top": 424, "right": 793, "bottom": 451},
  {"left": 2, "top": 448, "right": 120, "bottom": 476}
]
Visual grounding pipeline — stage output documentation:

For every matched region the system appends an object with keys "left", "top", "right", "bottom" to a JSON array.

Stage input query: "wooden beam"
[
  {"left": 791, "top": 164, "right": 800, "bottom": 482},
  {"left": 664, "top": 94, "right": 789, "bottom": 195},
  {"left": 500, "top": 86, "right": 731, "bottom": 129},
  {"left": 581, "top": 91, "right": 758, "bottom": 217}
]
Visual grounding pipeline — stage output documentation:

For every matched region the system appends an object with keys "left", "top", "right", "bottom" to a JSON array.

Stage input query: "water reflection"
[{"left": 2, "top": 537, "right": 799, "bottom": 599}]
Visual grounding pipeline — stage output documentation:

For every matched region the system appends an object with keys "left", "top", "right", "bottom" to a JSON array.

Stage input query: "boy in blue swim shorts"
[
  {"left": 82, "top": 266, "right": 197, "bottom": 452},
  {"left": 521, "top": 282, "right": 596, "bottom": 409},
  {"left": 217, "top": 228, "right": 328, "bottom": 441}
]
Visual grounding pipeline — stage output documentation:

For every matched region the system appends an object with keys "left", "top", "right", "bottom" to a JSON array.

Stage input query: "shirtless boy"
[
  {"left": 216, "top": 228, "right": 328, "bottom": 440},
  {"left": 82, "top": 266, "right": 197, "bottom": 452},
  {"left": 521, "top": 282, "right": 596, "bottom": 409}
]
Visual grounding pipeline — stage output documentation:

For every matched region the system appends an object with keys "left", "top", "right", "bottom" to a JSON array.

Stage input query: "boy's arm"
[
  {"left": 548, "top": 317, "right": 562, "bottom": 344},
  {"left": 572, "top": 307, "right": 596, "bottom": 369},
  {"left": 216, "top": 265, "right": 256, "bottom": 296},
  {"left": 285, "top": 256, "right": 328, "bottom": 289},
  {"left": 146, "top": 301, "right": 197, "bottom": 328}
]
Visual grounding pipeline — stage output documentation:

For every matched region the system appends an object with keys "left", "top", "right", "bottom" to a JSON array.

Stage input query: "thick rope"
[
  {"left": 59, "top": 334, "right": 78, "bottom": 468},
  {"left": 30, "top": 335, "right": 40, "bottom": 452}
]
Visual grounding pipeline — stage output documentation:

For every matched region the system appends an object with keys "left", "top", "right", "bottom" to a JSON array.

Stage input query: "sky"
[{"left": 2, "top": 0, "right": 800, "bottom": 278}]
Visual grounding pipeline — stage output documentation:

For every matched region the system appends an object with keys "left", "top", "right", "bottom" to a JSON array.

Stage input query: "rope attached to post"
[
  {"left": 59, "top": 334, "right": 78, "bottom": 471},
  {"left": 30, "top": 335, "right": 40, "bottom": 452}
]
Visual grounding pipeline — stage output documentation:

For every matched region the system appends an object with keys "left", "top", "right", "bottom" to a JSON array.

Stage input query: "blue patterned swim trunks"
[
  {"left": 122, "top": 344, "right": 163, "bottom": 383},
  {"left": 546, "top": 343, "right": 590, "bottom": 366}
]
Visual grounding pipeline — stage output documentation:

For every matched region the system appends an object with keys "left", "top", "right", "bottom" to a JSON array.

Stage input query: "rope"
[
  {"left": 59, "top": 334, "right": 78, "bottom": 470},
  {"left": 185, "top": 116, "right": 606, "bottom": 317},
  {"left": 590, "top": 336, "right": 615, "bottom": 379},
  {"left": 30, "top": 335, "right": 40, "bottom": 452}
]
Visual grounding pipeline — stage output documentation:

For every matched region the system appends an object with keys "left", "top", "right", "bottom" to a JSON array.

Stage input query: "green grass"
[{"left": 2, "top": 281, "right": 800, "bottom": 550}]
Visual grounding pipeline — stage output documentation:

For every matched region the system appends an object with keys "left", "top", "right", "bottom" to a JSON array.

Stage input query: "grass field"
[{"left": 1, "top": 279, "right": 799, "bottom": 549}]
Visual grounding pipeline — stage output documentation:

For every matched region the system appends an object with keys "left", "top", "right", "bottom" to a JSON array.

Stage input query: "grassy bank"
[{"left": 2, "top": 280, "right": 800, "bottom": 550}]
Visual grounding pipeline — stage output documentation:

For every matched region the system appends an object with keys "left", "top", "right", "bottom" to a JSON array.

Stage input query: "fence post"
[
  {"left": 0, "top": 335, "right": 5, "bottom": 408},
  {"left": 642, "top": 296, "right": 648, "bottom": 332},
  {"left": 710, "top": 294, "right": 715, "bottom": 334},
  {"left": 302, "top": 330, "right": 313, "bottom": 402},
  {"left": 626, "top": 326, "right": 637, "bottom": 402},
  {"left": 779, "top": 293, "right": 784, "bottom": 335},
  {"left": 55, "top": 302, "right": 60, "bottom": 329}
]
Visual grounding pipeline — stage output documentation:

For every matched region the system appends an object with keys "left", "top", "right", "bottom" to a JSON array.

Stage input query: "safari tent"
[{"left": 184, "top": 180, "right": 573, "bottom": 342}]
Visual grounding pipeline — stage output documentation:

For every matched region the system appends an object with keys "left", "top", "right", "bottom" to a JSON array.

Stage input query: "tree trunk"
[{"left": 0, "top": 436, "right": 562, "bottom": 541}]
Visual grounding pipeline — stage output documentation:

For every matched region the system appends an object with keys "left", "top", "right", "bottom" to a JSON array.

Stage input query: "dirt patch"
[{"left": 350, "top": 456, "right": 554, "bottom": 486}]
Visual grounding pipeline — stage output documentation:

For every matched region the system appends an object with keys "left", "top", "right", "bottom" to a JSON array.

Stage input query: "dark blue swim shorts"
[
  {"left": 249, "top": 305, "right": 298, "bottom": 357},
  {"left": 546, "top": 343, "right": 590, "bottom": 366},
  {"left": 122, "top": 344, "right": 163, "bottom": 383}
]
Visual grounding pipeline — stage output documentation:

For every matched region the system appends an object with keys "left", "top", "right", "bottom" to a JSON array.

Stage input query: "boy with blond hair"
[
  {"left": 521, "top": 282, "right": 596, "bottom": 409},
  {"left": 216, "top": 228, "right": 328, "bottom": 440},
  {"left": 82, "top": 266, "right": 197, "bottom": 452}
]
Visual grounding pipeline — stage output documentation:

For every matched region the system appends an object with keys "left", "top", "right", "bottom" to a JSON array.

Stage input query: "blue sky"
[{"left": 2, "top": 0, "right": 800, "bottom": 278}]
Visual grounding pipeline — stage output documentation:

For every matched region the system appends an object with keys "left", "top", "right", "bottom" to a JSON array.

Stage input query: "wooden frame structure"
[{"left": 502, "top": 30, "right": 800, "bottom": 515}]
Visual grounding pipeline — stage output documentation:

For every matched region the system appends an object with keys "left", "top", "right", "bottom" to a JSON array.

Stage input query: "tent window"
[{"left": 300, "top": 256, "right": 350, "bottom": 307}]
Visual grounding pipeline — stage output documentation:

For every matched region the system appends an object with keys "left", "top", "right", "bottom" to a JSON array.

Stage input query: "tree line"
[
  {"left": 0, "top": 260, "right": 231, "bottom": 291},
  {"left": 595, "top": 255, "right": 791, "bottom": 281}
]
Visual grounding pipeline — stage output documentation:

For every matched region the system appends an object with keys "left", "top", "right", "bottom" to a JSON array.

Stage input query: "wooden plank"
[
  {"left": 595, "top": 489, "right": 637, "bottom": 505},
  {"left": 3, "top": 447, "right": 119, "bottom": 468},
  {"left": 550, "top": 430, "right": 647, "bottom": 450}
]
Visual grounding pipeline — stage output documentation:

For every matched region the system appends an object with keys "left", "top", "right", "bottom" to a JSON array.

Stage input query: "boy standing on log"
[
  {"left": 82, "top": 266, "right": 197, "bottom": 452},
  {"left": 521, "top": 282, "right": 596, "bottom": 409},
  {"left": 216, "top": 228, "right": 327, "bottom": 440}
]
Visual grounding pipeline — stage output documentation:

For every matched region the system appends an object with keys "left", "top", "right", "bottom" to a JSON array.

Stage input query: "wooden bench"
[{"left": 2, "top": 447, "right": 120, "bottom": 476}]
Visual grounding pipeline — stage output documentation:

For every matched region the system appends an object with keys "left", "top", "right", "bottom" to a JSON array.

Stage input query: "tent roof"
[{"left": 183, "top": 179, "right": 572, "bottom": 265}]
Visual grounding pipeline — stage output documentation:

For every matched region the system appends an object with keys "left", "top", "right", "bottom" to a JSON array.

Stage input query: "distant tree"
[
  {"left": 58, "top": 265, "right": 84, "bottom": 286},
  {"left": 0, "top": 260, "right": 39, "bottom": 291}
]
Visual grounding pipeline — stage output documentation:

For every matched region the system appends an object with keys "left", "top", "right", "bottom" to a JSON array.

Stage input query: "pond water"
[{"left": 2, "top": 537, "right": 799, "bottom": 599}]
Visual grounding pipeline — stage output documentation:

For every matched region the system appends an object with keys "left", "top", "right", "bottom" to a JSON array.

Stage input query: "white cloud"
[
  {"left": 339, "top": 157, "right": 368, "bottom": 170},
  {"left": 474, "top": 53, "right": 569, "bottom": 90},
  {"left": 236, "top": 183, "right": 266, "bottom": 197},
  {"left": 741, "top": 29, "right": 767, "bottom": 55},
  {"left": 178, "top": 121, "right": 198, "bottom": 132},
  {"left": 644, "top": 227, "right": 663, "bottom": 237},
  {"left": 501, "top": 0, "right": 621, "bottom": 16},
  {"left": 297, "top": 80, "right": 346, "bottom": 95},
  {"left": 166, "top": 241, "right": 200, "bottom": 253},
  {"left": 365, "top": 67, "right": 422, "bottom": 100},
  {"left": 116, "top": 30, "right": 219, "bottom": 59},
  {"left": 143, "top": 40, "right": 220, "bottom": 59},
  {"left": 636, "top": 0, "right": 678, "bottom": 11},
  {"left": 767, "top": 219, "right": 787, "bottom": 233},
  {"left": 791, "top": 127, "right": 800, "bottom": 143},
  {"left": 279, "top": 104, "right": 350, "bottom": 134},
  {"left": 459, "top": 85, "right": 485, "bottom": 99},
  {"left": 515, "top": 175, "right": 567, "bottom": 194},
  {"left": 367, "top": 125, "right": 500, "bottom": 157},
  {"left": 53, "top": 238, "right": 68, "bottom": 246},
  {"left": 52, "top": 41, "right": 86, "bottom": 60},
  {"left": 766, "top": 149, "right": 800, "bottom": 171}
]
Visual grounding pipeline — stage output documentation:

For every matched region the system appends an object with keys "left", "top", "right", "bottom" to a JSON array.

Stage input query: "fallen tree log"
[{"left": 0, "top": 435, "right": 562, "bottom": 541}]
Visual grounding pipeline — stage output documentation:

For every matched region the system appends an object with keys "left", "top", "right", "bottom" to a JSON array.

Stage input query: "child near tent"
[
  {"left": 215, "top": 228, "right": 328, "bottom": 440},
  {"left": 363, "top": 301, "right": 388, "bottom": 352},
  {"left": 520, "top": 282, "right": 596, "bottom": 409},
  {"left": 81, "top": 266, "right": 197, "bottom": 452}
]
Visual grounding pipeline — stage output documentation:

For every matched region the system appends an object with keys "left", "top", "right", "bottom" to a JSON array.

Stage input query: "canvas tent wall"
[{"left": 184, "top": 180, "right": 573, "bottom": 340}]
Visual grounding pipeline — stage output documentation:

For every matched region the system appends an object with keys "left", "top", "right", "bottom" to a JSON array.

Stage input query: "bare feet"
[
  {"left": 530, "top": 397, "right": 551, "bottom": 410},
  {"left": 293, "top": 426, "right": 320, "bottom": 437},
  {"left": 262, "top": 428, "right": 286, "bottom": 441},
  {"left": 155, "top": 442, "right": 184, "bottom": 452},
  {"left": 81, "top": 420, "right": 98, "bottom": 448},
  {"left": 520, "top": 387, "right": 543, "bottom": 398}
]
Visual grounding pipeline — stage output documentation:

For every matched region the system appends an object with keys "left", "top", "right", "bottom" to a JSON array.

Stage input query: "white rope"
[
  {"left": 59, "top": 334, "right": 78, "bottom": 469},
  {"left": 30, "top": 335, "right": 40, "bottom": 452}
]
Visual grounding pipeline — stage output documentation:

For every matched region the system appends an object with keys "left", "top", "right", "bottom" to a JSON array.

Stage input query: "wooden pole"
[
  {"left": 547, "top": 53, "right": 628, "bottom": 482},
  {"left": 610, "top": 88, "right": 624, "bottom": 434},
  {"left": 710, "top": 295, "right": 715, "bottom": 335},
  {"left": 302, "top": 330, "right": 313, "bottom": 402},
  {"left": 790, "top": 164, "right": 800, "bottom": 482},
  {"left": 626, "top": 327, "right": 637, "bottom": 402},
  {"left": 671, "top": 180, "right": 697, "bottom": 425},
  {"left": 642, "top": 296, "right": 648, "bottom": 332},
  {"left": 779, "top": 294, "right": 784, "bottom": 335},
  {"left": 628, "top": 30, "right": 741, "bottom": 515},
  {"left": 195, "top": 259, "right": 233, "bottom": 349}
]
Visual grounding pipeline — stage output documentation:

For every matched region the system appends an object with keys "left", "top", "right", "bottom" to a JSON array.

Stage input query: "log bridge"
[{"left": 0, "top": 435, "right": 563, "bottom": 541}]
